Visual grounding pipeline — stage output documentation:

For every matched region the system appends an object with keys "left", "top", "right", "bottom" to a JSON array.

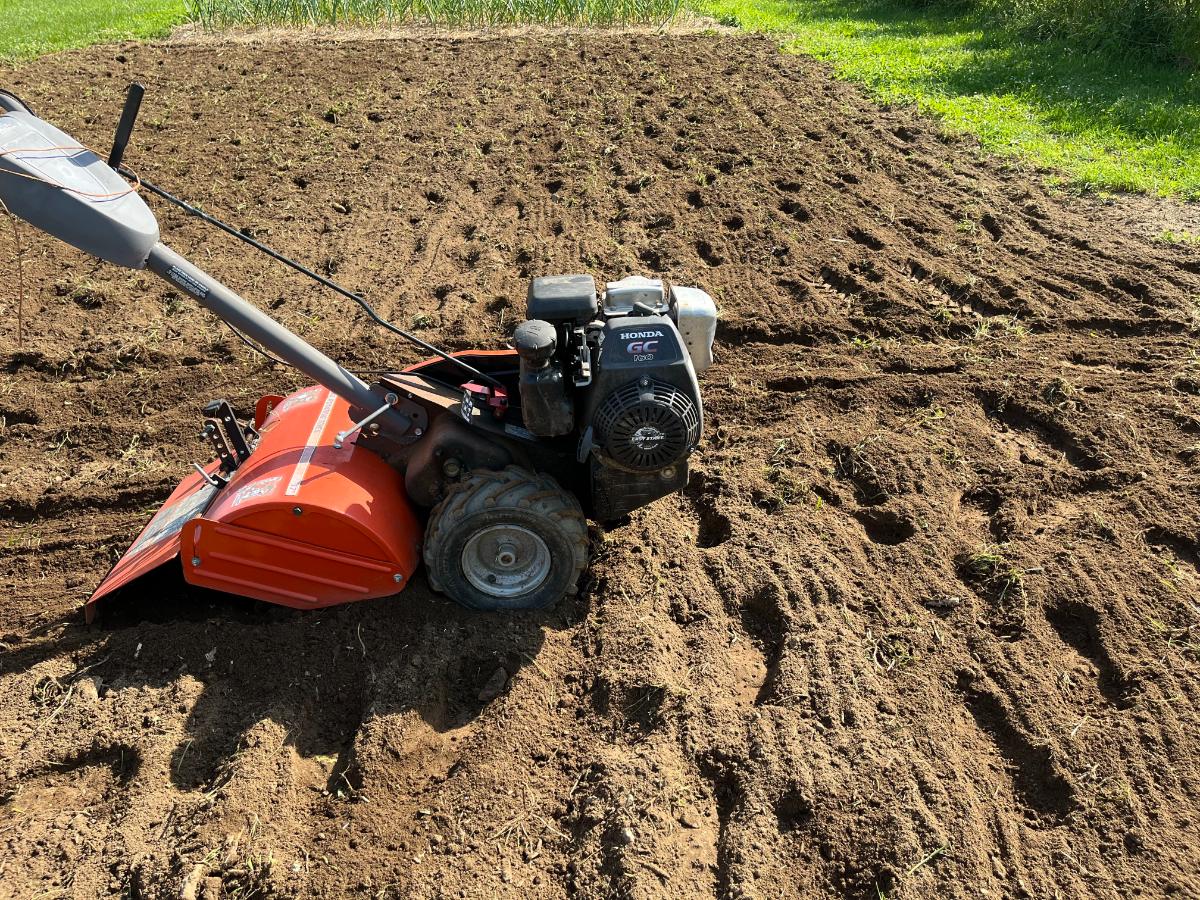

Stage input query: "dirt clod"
[
  {"left": 477, "top": 667, "right": 509, "bottom": 702},
  {"left": 179, "top": 864, "right": 205, "bottom": 900},
  {"left": 75, "top": 677, "right": 101, "bottom": 703}
]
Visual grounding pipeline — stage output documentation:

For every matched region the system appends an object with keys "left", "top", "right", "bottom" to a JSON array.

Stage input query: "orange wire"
[{"left": 0, "top": 115, "right": 142, "bottom": 199}]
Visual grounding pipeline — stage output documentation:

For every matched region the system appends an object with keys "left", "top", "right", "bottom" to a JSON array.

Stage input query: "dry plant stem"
[{"left": 0, "top": 196, "right": 23, "bottom": 346}]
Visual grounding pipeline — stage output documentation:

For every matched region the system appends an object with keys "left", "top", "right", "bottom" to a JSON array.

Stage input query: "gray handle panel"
[{"left": 0, "top": 109, "right": 159, "bottom": 268}]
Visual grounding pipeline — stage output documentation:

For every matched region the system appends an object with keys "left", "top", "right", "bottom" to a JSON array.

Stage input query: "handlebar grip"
[{"left": 108, "top": 82, "right": 145, "bottom": 170}]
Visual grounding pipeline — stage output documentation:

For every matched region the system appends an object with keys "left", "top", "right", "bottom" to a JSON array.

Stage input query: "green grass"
[
  {"left": 1158, "top": 229, "right": 1200, "bottom": 244},
  {"left": 0, "top": 0, "right": 187, "bottom": 62},
  {"left": 696, "top": 0, "right": 1200, "bottom": 198},
  {"left": 981, "top": 0, "right": 1199, "bottom": 64}
]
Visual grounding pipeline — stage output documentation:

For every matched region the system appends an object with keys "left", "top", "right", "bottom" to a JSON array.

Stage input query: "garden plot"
[{"left": 1, "top": 32, "right": 1199, "bottom": 899}]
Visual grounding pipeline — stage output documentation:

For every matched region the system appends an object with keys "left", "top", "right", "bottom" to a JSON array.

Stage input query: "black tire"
[{"left": 423, "top": 466, "right": 589, "bottom": 611}]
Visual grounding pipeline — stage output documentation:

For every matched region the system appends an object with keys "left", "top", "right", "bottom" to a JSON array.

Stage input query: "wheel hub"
[
  {"left": 495, "top": 542, "right": 519, "bottom": 568},
  {"left": 461, "top": 525, "right": 551, "bottom": 598}
]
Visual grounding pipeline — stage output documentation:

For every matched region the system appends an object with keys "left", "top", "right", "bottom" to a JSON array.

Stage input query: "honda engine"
[{"left": 515, "top": 274, "right": 717, "bottom": 521}]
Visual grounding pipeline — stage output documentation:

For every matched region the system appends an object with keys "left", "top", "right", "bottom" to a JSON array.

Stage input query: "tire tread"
[{"left": 423, "top": 467, "right": 588, "bottom": 609}]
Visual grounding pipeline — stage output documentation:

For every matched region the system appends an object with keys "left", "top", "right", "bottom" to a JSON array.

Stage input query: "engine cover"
[
  {"left": 583, "top": 313, "right": 704, "bottom": 520},
  {"left": 508, "top": 274, "right": 715, "bottom": 523}
]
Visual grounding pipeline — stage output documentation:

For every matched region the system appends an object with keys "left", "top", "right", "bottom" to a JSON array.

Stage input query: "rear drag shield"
[
  {"left": 85, "top": 466, "right": 219, "bottom": 623},
  {"left": 86, "top": 386, "right": 422, "bottom": 621}
]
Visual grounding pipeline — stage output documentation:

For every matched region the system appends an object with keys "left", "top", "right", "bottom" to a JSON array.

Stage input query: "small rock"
[
  {"left": 179, "top": 864, "right": 205, "bottom": 900},
  {"left": 618, "top": 826, "right": 636, "bottom": 845},
  {"left": 75, "top": 677, "right": 101, "bottom": 703},
  {"left": 478, "top": 667, "right": 509, "bottom": 702},
  {"left": 678, "top": 808, "right": 702, "bottom": 829}
]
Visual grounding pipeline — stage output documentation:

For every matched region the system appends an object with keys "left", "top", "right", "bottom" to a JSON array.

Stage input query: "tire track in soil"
[{"left": 956, "top": 675, "right": 1077, "bottom": 823}]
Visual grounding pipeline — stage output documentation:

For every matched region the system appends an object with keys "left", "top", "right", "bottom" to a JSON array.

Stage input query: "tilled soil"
[{"left": 2, "top": 33, "right": 1199, "bottom": 900}]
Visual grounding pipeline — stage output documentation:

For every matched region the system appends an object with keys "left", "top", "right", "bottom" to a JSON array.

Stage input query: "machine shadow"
[{"left": 6, "top": 570, "right": 578, "bottom": 794}]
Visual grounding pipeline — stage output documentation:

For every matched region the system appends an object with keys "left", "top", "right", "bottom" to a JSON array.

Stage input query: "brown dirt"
[{"left": 2, "top": 33, "right": 1200, "bottom": 900}]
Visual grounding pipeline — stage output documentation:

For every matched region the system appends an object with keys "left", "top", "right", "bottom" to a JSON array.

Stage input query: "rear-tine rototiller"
[{"left": 0, "top": 85, "right": 717, "bottom": 619}]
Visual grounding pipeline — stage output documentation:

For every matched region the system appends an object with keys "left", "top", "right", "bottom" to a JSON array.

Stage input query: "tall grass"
[
  {"left": 186, "top": 0, "right": 682, "bottom": 26},
  {"left": 996, "top": 0, "right": 1200, "bottom": 61},
  {"left": 913, "top": 0, "right": 1200, "bottom": 61}
]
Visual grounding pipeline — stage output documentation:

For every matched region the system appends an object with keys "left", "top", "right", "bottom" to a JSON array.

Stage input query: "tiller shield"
[{"left": 86, "top": 387, "right": 423, "bottom": 622}]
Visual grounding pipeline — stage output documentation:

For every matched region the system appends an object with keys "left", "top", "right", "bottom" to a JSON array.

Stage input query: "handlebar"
[
  {"left": 108, "top": 82, "right": 144, "bottom": 170},
  {"left": 0, "top": 89, "right": 34, "bottom": 115}
]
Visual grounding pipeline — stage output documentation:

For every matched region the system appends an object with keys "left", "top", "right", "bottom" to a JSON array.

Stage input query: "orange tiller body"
[{"left": 86, "top": 385, "right": 422, "bottom": 621}]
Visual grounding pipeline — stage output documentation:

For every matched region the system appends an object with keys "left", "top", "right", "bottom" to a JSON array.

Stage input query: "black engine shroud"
[
  {"left": 581, "top": 314, "right": 702, "bottom": 519},
  {"left": 523, "top": 276, "right": 707, "bottom": 522}
]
